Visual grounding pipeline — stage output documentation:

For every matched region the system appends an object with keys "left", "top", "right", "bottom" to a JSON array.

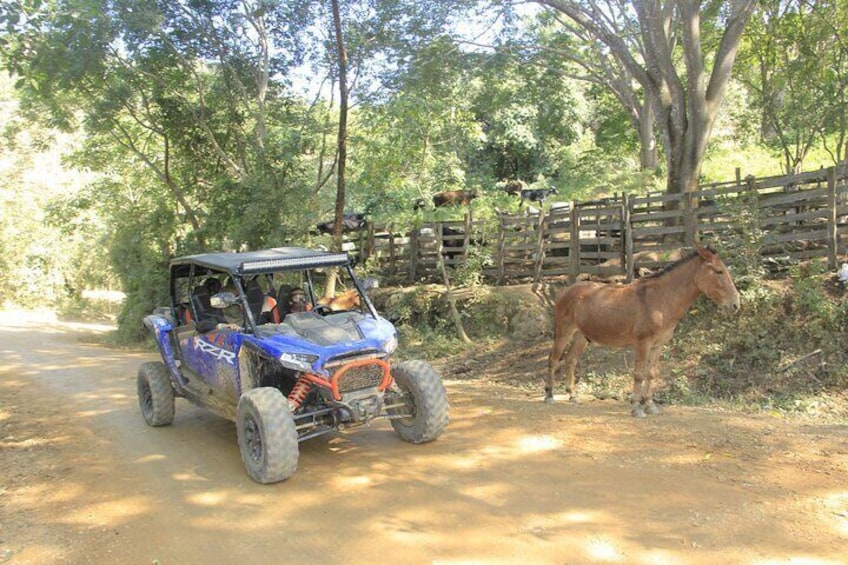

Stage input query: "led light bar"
[{"left": 238, "top": 253, "right": 350, "bottom": 274}]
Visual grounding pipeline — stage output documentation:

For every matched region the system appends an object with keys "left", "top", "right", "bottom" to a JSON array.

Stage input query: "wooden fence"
[{"left": 345, "top": 164, "right": 848, "bottom": 284}]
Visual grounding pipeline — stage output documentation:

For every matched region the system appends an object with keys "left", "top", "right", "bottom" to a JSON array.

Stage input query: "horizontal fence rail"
[{"left": 343, "top": 165, "right": 848, "bottom": 285}]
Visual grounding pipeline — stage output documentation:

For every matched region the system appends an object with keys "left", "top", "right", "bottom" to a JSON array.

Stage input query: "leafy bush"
[
  {"left": 668, "top": 266, "right": 848, "bottom": 416},
  {"left": 450, "top": 248, "right": 493, "bottom": 288}
]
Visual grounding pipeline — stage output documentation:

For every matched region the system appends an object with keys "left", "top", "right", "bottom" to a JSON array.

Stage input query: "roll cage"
[{"left": 169, "top": 247, "right": 378, "bottom": 335}]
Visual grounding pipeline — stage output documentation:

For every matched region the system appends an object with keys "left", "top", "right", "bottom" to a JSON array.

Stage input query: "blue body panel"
[
  {"left": 145, "top": 311, "right": 397, "bottom": 408},
  {"left": 247, "top": 316, "right": 397, "bottom": 376},
  {"left": 143, "top": 314, "right": 186, "bottom": 392},
  {"left": 179, "top": 329, "right": 242, "bottom": 400}
]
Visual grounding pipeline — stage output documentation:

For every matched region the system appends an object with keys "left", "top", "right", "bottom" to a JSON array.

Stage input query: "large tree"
[
  {"left": 1, "top": 0, "right": 321, "bottom": 251},
  {"left": 739, "top": 0, "right": 848, "bottom": 173},
  {"left": 530, "top": 9, "right": 658, "bottom": 171},
  {"left": 0, "top": 0, "right": 326, "bottom": 339},
  {"left": 535, "top": 0, "right": 756, "bottom": 208}
]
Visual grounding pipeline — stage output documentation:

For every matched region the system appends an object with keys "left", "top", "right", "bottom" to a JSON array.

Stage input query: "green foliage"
[
  {"left": 713, "top": 191, "right": 767, "bottom": 289},
  {"left": 376, "top": 286, "right": 452, "bottom": 333},
  {"left": 587, "top": 84, "right": 639, "bottom": 157},
  {"left": 788, "top": 262, "right": 846, "bottom": 332},
  {"left": 667, "top": 267, "right": 848, "bottom": 416},
  {"left": 469, "top": 48, "right": 581, "bottom": 184},
  {"left": 701, "top": 142, "right": 781, "bottom": 183},
  {"left": 0, "top": 75, "right": 115, "bottom": 310},
  {"left": 450, "top": 248, "right": 493, "bottom": 288},
  {"left": 737, "top": 0, "right": 848, "bottom": 172}
]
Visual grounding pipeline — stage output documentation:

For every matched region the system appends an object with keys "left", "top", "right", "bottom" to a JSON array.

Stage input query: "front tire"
[
  {"left": 137, "top": 361, "right": 175, "bottom": 427},
  {"left": 236, "top": 388, "right": 299, "bottom": 484},
  {"left": 389, "top": 360, "right": 449, "bottom": 443}
]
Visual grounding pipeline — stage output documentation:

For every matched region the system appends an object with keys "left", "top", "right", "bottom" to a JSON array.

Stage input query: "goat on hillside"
[
  {"left": 414, "top": 190, "right": 478, "bottom": 210},
  {"left": 313, "top": 212, "right": 368, "bottom": 235},
  {"left": 519, "top": 188, "right": 558, "bottom": 207},
  {"left": 503, "top": 179, "right": 526, "bottom": 196}
]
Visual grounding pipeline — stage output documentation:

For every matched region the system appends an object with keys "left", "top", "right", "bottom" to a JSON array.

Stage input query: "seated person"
[
  {"left": 289, "top": 288, "right": 310, "bottom": 313},
  {"left": 204, "top": 277, "right": 222, "bottom": 295},
  {"left": 216, "top": 279, "right": 244, "bottom": 327},
  {"left": 277, "top": 286, "right": 311, "bottom": 319},
  {"left": 215, "top": 277, "right": 263, "bottom": 328}
]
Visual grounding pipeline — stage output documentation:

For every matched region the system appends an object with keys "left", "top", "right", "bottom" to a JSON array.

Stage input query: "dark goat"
[
  {"left": 410, "top": 224, "right": 487, "bottom": 262},
  {"left": 313, "top": 212, "right": 368, "bottom": 235},
  {"left": 441, "top": 225, "right": 466, "bottom": 261},
  {"left": 519, "top": 188, "right": 558, "bottom": 207},
  {"left": 503, "top": 179, "right": 526, "bottom": 196},
  {"left": 442, "top": 225, "right": 487, "bottom": 261}
]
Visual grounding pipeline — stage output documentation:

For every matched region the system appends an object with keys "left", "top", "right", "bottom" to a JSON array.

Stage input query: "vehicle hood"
[{"left": 246, "top": 311, "right": 397, "bottom": 375}]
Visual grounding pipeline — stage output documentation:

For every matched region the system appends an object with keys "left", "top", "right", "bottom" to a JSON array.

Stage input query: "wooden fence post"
[
  {"left": 387, "top": 225, "right": 396, "bottom": 277},
  {"left": 745, "top": 174, "right": 757, "bottom": 193},
  {"left": 827, "top": 166, "right": 838, "bottom": 269},
  {"left": 623, "top": 194, "right": 635, "bottom": 282},
  {"left": 532, "top": 207, "right": 548, "bottom": 283},
  {"left": 684, "top": 191, "right": 696, "bottom": 246},
  {"left": 408, "top": 228, "right": 419, "bottom": 283},
  {"left": 464, "top": 212, "right": 472, "bottom": 259},
  {"left": 365, "top": 221, "right": 375, "bottom": 262},
  {"left": 433, "top": 224, "right": 471, "bottom": 343},
  {"left": 497, "top": 214, "right": 506, "bottom": 284},
  {"left": 569, "top": 203, "right": 580, "bottom": 281}
]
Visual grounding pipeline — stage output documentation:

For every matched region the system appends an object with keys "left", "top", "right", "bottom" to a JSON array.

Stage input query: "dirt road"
[{"left": 1, "top": 313, "right": 847, "bottom": 564}]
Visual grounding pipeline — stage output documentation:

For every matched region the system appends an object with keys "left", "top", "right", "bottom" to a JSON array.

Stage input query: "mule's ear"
[{"left": 695, "top": 244, "right": 714, "bottom": 261}]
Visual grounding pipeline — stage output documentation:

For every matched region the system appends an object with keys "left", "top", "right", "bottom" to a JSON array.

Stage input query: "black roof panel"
[{"left": 170, "top": 247, "right": 351, "bottom": 276}]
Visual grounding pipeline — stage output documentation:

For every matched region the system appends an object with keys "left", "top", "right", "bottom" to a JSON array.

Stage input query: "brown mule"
[{"left": 545, "top": 245, "right": 740, "bottom": 417}]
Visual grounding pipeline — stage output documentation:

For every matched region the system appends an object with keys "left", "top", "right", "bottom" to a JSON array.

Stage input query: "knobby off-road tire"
[
  {"left": 137, "top": 361, "right": 176, "bottom": 427},
  {"left": 389, "top": 360, "right": 449, "bottom": 443},
  {"left": 236, "top": 388, "right": 299, "bottom": 484}
]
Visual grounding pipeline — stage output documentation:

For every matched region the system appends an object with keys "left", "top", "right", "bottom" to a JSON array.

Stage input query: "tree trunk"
[
  {"left": 327, "top": 0, "right": 349, "bottom": 298},
  {"left": 638, "top": 97, "right": 657, "bottom": 170},
  {"left": 435, "top": 226, "right": 471, "bottom": 344}
]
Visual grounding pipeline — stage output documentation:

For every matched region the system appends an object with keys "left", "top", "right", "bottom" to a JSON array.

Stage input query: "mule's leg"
[
  {"left": 546, "top": 325, "right": 577, "bottom": 404},
  {"left": 563, "top": 333, "right": 589, "bottom": 403},
  {"left": 644, "top": 346, "right": 663, "bottom": 415},
  {"left": 630, "top": 343, "right": 650, "bottom": 417}
]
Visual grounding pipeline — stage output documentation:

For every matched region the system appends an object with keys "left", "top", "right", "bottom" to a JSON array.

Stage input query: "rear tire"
[
  {"left": 389, "top": 360, "right": 449, "bottom": 443},
  {"left": 237, "top": 388, "right": 299, "bottom": 484},
  {"left": 137, "top": 361, "right": 175, "bottom": 427}
]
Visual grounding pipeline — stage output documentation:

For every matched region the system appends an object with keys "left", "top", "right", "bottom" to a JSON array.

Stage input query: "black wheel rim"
[
  {"left": 244, "top": 415, "right": 263, "bottom": 463},
  {"left": 141, "top": 381, "right": 153, "bottom": 417},
  {"left": 396, "top": 387, "right": 417, "bottom": 425}
]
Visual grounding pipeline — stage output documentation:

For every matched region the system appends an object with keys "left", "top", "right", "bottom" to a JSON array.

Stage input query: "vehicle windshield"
[{"left": 174, "top": 263, "right": 379, "bottom": 331}]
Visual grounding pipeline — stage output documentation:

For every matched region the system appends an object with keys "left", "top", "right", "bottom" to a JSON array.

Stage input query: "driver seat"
[
  {"left": 191, "top": 285, "right": 225, "bottom": 324},
  {"left": 245, "top": 279, "right": 265, "bottom": 325}
]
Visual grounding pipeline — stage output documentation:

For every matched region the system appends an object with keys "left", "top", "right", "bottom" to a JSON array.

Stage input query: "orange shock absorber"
[{"left": 287, "top": 376, "right": 311, "bottom": 409}]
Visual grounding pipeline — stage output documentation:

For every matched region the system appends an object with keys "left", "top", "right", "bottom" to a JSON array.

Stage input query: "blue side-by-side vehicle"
[{"left": 139, "top": 247, "right": 449, "bottom": 483}]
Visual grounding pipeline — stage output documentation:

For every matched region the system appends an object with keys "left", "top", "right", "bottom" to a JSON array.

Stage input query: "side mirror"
[{"left": 363, "top": 277, "right": 379, "bottom": 290}]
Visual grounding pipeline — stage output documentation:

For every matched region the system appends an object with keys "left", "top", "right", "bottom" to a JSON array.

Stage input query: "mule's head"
[{"left": 694, "top": 245, "right": 741, "bottom": 311}]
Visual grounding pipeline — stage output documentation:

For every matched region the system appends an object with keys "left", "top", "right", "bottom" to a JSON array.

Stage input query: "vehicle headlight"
[
  {"left": 382, "top": 334, "right": 398, "bottom": 354},
  {"left": 279, "top": 352, "right": 319, "bottom": 372}
]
